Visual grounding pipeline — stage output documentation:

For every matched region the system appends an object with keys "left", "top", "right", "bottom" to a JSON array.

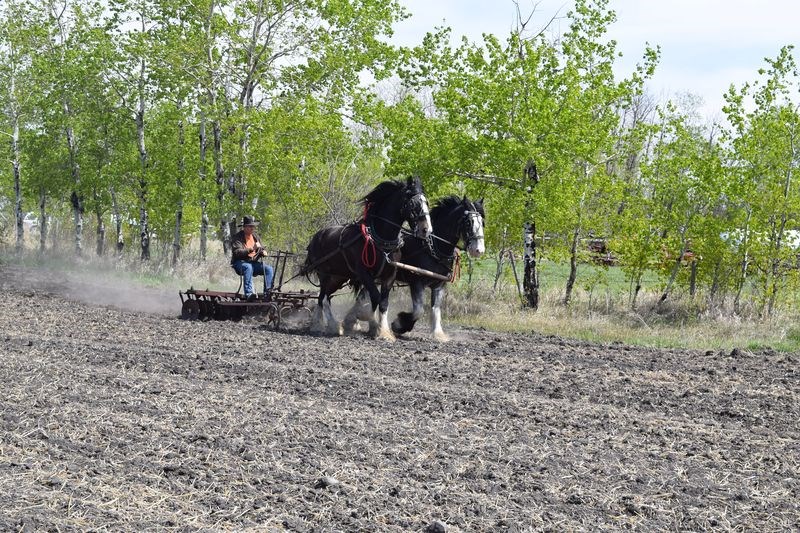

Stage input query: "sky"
[{"left": 391, "top": 0, "right": 799, "bottom": 120}]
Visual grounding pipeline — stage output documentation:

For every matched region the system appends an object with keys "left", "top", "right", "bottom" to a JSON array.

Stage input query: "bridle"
[
  {"left": 424, "top": 203, "right": 484, "bottom": 263},
  {"left": 362, "top": 189, "right": 431, "bottom": 253},
  {"left": 461, "top": 209, "right": 484, "bottom": 251},
  {"left": 402, "top": 191, "right": 431, "bottom": 230}
]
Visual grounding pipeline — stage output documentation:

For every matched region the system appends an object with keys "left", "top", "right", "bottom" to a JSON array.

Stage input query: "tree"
[
  {"left": 379, "top": 0, "right": 657, "bottom": 308},
  {"left": 723, "top": 45, "right": 800, "bottom": 316},
  {"left": 0, "top": 1, "right": 35, "bottom": 250}
]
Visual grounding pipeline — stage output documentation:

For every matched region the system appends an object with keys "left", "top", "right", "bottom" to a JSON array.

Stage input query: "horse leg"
[
  {"left": 375, "top": 280, "right": 396, "bottom": 341},
  {"left": 356, "top": 278, "right": 386, "bottom": 340},
  {"left": 392, "top": 282, "right": 424, "bottom": 336},
  {"left": 311, "top": 276, "right": 343, "bottom": 336},
  {"left": 343, "top": 289, "right": 370, "bottom": 334},
  {"left": 430, "top": 285, "right": 449, "bottom": 342},
  {"left": 310, "top": 291, "right": 326, "bottom": 334},
  {"left": 322, "top": 294, "right": 343, "bottom": 335}
]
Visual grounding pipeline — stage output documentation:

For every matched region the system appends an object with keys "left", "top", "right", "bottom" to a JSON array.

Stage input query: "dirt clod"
[
  {"left": 425, "top": 520, "right": 448, "bottom": 533},
  {"left": 314, "top": 476, "right": 340, "bottom": 489}
]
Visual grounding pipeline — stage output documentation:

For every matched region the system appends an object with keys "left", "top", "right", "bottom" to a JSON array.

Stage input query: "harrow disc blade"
[
  {"left": 198, "top": 299, "right": 215, "bottom": 320},
  {"left": 181, "top": 299, "right": 201, "bottom": 320}
]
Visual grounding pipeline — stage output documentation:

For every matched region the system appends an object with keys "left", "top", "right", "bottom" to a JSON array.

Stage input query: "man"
[{"left": 230, "top": 215, "right": 274, "bottom": 301}]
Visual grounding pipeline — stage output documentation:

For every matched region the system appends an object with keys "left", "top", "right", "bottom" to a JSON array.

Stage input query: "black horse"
[
  {"left": 391, "top": 195, "right": 485, "bottom": 341},
  {"left": 301, "top": 176, "right": 432, "bottom": 339}
]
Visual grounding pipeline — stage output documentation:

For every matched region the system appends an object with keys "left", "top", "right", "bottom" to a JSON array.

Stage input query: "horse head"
[
  {"left": 402, "top": 176, "right": 432, "bottom": 239},
  {"left": 427, "top": 195, "right": 485, "bottom": 259},
  {"left": 463, "top": 197, "right": 485, "bottom": 258}
]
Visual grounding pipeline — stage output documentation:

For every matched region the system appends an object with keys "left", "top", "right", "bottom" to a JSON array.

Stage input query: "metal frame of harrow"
[{"left": 179, "top": 251, "right": 316, "bottom": 329}]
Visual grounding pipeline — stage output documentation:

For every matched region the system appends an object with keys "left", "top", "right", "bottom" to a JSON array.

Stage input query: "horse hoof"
[
  {"left": 375, "top": 328, "right": 396, "bottom": 342},
  {"left": 343, "top": 319, "right": 362, "bottom": 334},
  {"left": 326, "top": 323, "right": 343, "bottom": 336},
  {"left": 433, "top": 331, "right": 450, "bottom": 342}
]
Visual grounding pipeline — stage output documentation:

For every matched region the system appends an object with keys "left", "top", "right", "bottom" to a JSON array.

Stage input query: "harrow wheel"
[
  {"left": 279, "top": 305, "right": 312, "bottom": 329},
  {"left": 214, "top": 302, "right": 230, "bottom": 321},
  {"left": 181, "top": 299, "right": 201, "bottom": 320},
  {"left": 266, "top": 302, "right": 281, "bottom": 329}
]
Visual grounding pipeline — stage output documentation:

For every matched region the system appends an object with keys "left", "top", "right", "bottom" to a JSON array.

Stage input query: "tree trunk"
[
  {"left": 7, "top": 40, "right": 24, "bottom": 251},
  {"left": 111, "top": 186, "right": 124, "bottom": 258},
  {"left": 493, "top": 252, "right": 505, "bottom": 292},
  {"left": 12, "top": 112, "right": 23, "bottom": 251},
  {"left": 523, "top": 222, "right": 540, "bottom": 309},
  {"left": 659, "top": 212, "right": 695, "bottom": 305},
  {"left": 202, "top": 0, "right": 230, "bottom": 255},
  {"left": 135, "top": 54, "right": 150, "bottom": 261},
  {"left": 198, "top": 104, "right": 209, "bottom": 260},
  {"left": 733, "top": 210, "right": 752, "bottom": 314},
  {"left": 564, "top": 228, "right": 580, "bottom": 306},
  {"left": 659, "top": 240, "right": 688, "bottom": 305},
  {"left": 64, "top": 100, "right": 83, "bottom": 256},
  {"left": 213, "top": 117, "right": 231, "bottom": 254},
  {"left": 172, "top": 99, "right": 185, "bottom": 267},
  {"left": 630, "top": 271, "right": 643, "bottom": 310},
  {"left": 522, "top": 161, "right": 540, "bottom": 309},
  {"left": 96, "top": 209, "right": 106, "bottom": 257},
  {"left": 708, "top": 258, "right": 722, "bottom": 304},
  {"left": 659, "top": 252, "right": 684, "bottom": 305},
  {"left": 38, "top": 189, "right": 48, "bottom": 253},
  {"left": 767, "top": 150, "right": 795, "bottom": 316}
]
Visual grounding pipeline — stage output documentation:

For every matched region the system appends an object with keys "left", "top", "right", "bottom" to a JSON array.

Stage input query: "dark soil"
[{"left": 1, "top": 263, "right": 798, "bottom": 531}]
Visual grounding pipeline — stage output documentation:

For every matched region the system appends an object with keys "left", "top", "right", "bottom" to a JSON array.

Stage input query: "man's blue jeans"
[{"left": 232, "top": 260, "right": 274, "bottom": 296}]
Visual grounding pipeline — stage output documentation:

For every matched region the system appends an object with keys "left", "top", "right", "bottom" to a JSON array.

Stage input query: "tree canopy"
[{"left": 1, "top": 0, "right": 798, "bottom": 315}]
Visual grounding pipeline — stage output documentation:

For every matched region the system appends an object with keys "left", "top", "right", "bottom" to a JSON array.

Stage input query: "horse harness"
[
  {"left": 330, "top": 189, "right": 428, "bottom": 277},
  {"left": 397, "top": 204, "right": 483, "bottom": 282}
]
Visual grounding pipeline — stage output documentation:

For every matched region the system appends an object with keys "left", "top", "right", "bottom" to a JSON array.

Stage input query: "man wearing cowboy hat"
[{"left": 231, "top": 215, "right": 274, "bottom": 301}]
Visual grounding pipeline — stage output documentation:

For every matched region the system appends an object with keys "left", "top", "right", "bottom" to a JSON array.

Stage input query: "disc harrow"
[{"left": 179, "top": 251, "right": 316, "bottom": 329}]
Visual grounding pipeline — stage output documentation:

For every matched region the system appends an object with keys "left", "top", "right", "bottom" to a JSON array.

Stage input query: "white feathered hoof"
[
  {"left": 326, "top": 321, "right": 343, "bottom": 336},
  {"left": 342, "top": 314, "right": 361, "bottom": 334},
  {"left": 375, "top": 326, "right": 396, "bottom": 342},
  {"left": 433, "top": 330, "right": 450, "bottom": 342}
]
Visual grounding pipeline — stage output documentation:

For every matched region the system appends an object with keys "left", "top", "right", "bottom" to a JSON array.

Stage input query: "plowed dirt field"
[{"left": 1, "top": 264, "right": 798, "bottom": 531}]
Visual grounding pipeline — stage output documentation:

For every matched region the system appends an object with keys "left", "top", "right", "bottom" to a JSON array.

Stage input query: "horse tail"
[
  {"left": 299, "top": 251, "right": 313, "bottom": 276},
  {"left": 300, "top": 231, "right": 322, "bottom": 278}
]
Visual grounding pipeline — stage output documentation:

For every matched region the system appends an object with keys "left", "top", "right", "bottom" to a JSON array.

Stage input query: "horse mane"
[
  {"left": 431, "top": 195, "right": 463, "bottom": 218},
  {"left": 432, "top": 195, "right": 484, "bottom": 218},
  {"left": 359, "top": 179, "right": 404, "bottom": 206}
]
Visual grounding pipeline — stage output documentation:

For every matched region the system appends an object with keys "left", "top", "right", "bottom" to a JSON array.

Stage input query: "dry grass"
[{"left": 444, "top": 281, "right": 800, "bottom": 353}]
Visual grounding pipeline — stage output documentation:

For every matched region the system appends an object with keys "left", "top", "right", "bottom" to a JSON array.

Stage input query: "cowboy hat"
[{"left": 238, "top": 215, "right": 259, "bottom": 227}]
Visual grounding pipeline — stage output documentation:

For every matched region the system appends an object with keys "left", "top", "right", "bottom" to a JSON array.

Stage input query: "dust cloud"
[{"left": 0, "top": 262, "right": 180, "bottom": 316}]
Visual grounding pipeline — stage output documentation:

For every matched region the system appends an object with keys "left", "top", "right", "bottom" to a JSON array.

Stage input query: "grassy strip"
[{"left": 445, "top": 278, "right": 800, "bottom": 353}]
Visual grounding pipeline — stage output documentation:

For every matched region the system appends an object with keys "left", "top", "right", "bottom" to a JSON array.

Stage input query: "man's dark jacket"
[{"left": 230, "top": 230, "right": 264, "bottom": 265}]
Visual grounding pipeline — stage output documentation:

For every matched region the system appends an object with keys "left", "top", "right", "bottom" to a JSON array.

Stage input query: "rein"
[
  {"left": 401, "top": 203, "right": 482, "bottom": 281},
  {"left": 360, "top": 202, "right": 378, "bottom": 268}
]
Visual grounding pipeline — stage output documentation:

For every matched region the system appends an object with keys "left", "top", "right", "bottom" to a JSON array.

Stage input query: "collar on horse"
[
  {"left": 356, "top": 201, "right": 404, "bottom": 271},
  {"left": 361, "top": 202, "right": 405, "bottom": 252}
]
